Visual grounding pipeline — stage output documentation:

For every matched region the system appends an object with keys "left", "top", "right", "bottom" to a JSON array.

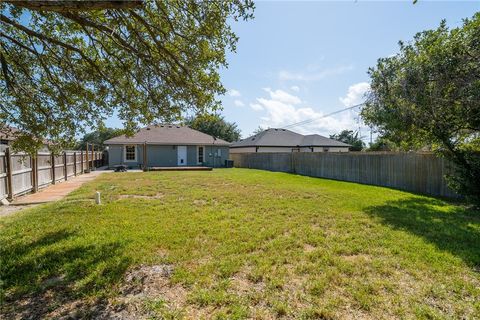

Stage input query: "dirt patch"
[
  {"left": 341, "top": 254, "right": 372, "bottom": 262},
  {"left": 118, "top": 194, "right": 164, "bottom": 200},
  {"left": 230, "top": 267, "right": 266, "bottom": 295},
  {"left": 3, "top": 265, "right": 189, "bottom": 320},
  {"left": 0, "top": 204, "right": 39, "bottom": 218},
  {"left": 303, "top": 244, "right": 316, "bottom": 253},
  {"left": 193, "top": 199, "right": 207, "bottom": 206}
]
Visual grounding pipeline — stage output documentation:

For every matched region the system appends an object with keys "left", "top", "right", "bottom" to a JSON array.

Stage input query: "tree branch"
[
  {"left": 0, "top": 14, "right": 108, "bottom": 80},
  {"left": 3, "top": 1, "right": 143, "bottom": 12}
]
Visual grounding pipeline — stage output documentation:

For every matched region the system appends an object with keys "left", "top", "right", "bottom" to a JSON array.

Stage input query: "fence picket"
[
  {"left": 0, "top": 149, "right": 103, "bottom": 200},
  {"left": 230, "top": 152, "right": 458, "bottom": 198}
]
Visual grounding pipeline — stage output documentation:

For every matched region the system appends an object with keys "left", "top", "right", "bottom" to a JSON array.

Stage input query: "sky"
[{"left": 106, "top": 0, "right": 480, "bottom": 141}]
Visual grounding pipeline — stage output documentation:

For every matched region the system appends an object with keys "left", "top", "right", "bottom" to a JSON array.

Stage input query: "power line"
[{"left": 280, "top": 102, "right": 365, "bottom": 130}]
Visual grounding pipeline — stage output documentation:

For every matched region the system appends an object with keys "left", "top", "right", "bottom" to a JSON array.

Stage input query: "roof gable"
[
  {"left": 231, "top": 128, "right": 351, "bottom": 148},
  {"left": 104, "top": 125, "right": 230, "bottom": 146}
]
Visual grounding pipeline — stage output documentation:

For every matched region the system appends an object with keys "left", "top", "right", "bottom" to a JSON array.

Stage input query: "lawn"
[{"left": 0, "top": 168, "right": 479, "bottom": 319}]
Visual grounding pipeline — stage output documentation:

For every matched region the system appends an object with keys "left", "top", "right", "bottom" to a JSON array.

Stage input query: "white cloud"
[
  {"left": 290, "top": 85, "right": 300, "bottom": 92},
  {"left": 263, "top": 88, "right": 301, "bottom": 105},
  {"left": 234, "top": 100, "right": 245, "bottom": 107},
  {"left": 339, "top": 82, "right": 370, "bottom": 107},
  {"left": 278, "top": 65, "right": 353, "bottom": 82},
  {"left": 250, "top": 103, "right": 264, "bottom": 111},
  {"left": 228, "top": 89, "right": 241, "bottom": 97},
  {"left": 251, "top": 88, "right": 361, "bottom": 136}
]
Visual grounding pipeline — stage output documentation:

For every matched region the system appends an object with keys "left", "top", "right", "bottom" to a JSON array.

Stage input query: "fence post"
[
  {"left": 85, "top": 144, "right": 90, "bottom": 173},
  {"left": 31, "top": 152, "right": 37, "bottom": 193},
  {"left": 81, "top": 150, "right": 84, "bottom": 174},
  {"left": 63, "top": 152, "right": 67, "bottom": 181},
  {"left": 51, "top": 153, "right": 56, "bottom": 184},
  {"left": 91, "top": 145, "right": 94, "bottom": 170},
  {"left": 73, "top": 152, "right": 77, "bottom": 176},
  {"left": 5, "top": 147, "right": 13, "bottom": 200}
]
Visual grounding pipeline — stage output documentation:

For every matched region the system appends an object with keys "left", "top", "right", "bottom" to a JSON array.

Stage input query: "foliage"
[
  {"left": 0, "top": 1, "right": 254, "bottom": 152},
  {"left": 252, "top": 126, "right": 266, "bottom": 136},
  {"left": 367, "top": 136, "right": 397, "bottom": 152},
  {"left": 362, "top": 13, "right": 480, "bottom": 204},
  {"left": 184, "top": 114, "right": 241, "bottom": 142},
  {"left": 330, "top": 130, "right": 365, "bottom": 151},
  {"left": 0, "top": 170, "right": 478, "bottom": 318},
  {"left": 75, "top": 126, "right": 126, "bottom": 151}
]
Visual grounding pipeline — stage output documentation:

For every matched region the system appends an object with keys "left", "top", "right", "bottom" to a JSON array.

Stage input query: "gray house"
[
  {"left": 104, "top": 125, "right": 230, "bottom": 168},
  {"left": 230, "top": 128, "right": 351, "bottom": 153}
]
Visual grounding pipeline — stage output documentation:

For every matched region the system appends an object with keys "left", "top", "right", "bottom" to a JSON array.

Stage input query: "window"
[
  {"left": 197, "top": 146, "right": 204, "bottom": 164},
  {"left": 124, "top": 145, "right": 137, "bottom": 162}
]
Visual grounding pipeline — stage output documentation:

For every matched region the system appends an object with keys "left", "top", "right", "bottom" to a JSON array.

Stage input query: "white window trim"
[
  {"left": 197, "top": 145, "right": 205, "bottom": 164},
  {"left": 124, "top": 145, "right": 137, "bottom": 162}
]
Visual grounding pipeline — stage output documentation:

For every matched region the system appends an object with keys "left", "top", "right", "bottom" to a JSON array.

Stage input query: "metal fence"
[
  {"left": 230, "top": 152, "right": 459, "bottom": 198},
  {"left": 0, "top": 149, "right": 103, "bottom": 200}
]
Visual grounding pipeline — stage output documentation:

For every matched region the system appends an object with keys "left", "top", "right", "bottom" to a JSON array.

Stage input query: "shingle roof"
[
  {"left": 230, "top": 128, "right": 351, "bottom": 148},
  {"left": 104, "top": 125, "right": 230, "bottom": 146},
  {"left": 301, "top": 134, "right": 351, "bottom": 147},
  {"left": 0, "top": 126, "right": 19, "bottom": 141}
]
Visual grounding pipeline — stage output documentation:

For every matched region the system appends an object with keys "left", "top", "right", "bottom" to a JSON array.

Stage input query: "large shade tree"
[
  {"left": 330, "top": 130, "right": 365, "bottom": 151},
  {"left": 361, "top": 13, "right": 480, "bottom": 203},
  {"left": 184, "top": 113, "right": 241, "bottom": 142},
  {"left": 0, "top": 0, "right": 254, "bottom": 153},
  {"left": 75, "top": 126, "right": 126, "bottom": 151}
]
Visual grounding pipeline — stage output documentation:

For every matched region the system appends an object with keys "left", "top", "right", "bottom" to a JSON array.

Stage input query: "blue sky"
[{"left": 107, "top": 0, "right": 480, "bottom": 140}]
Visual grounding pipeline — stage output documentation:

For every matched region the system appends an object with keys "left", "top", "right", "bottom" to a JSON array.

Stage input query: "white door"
[{"left": 177, "top": 146, "right": 187, "bottom": 166}]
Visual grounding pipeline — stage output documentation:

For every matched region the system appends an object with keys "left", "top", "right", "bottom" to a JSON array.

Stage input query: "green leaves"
[
  {"left": 330, "top": 130, "right": 365, "bottom": 151},
  {"left": 362, "top": 12, "right": 480, "bottom": 203},
  {"left": 0, "top": 0, "right": 254, "bottom": 151},
  {"left": 184, "top": 113, "right": 241, "bottom": 143}
]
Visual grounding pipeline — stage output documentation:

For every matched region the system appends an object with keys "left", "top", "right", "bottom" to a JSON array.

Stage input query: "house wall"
[
  {"left": 108, "top": 144, "right": 144, "bottom": 168},
  {"left": 230, "top": 147, "right": 256, "bottom": 154},
  {"left": 299, "top": 147, "right": 350, "bottom": 152},
  {"left": 230, "top": 146, "right": 350, "bottom": 153},
  {"left": 107, "top": 144, "right": 230, "bottom": 168},
  {"left": 147, "top": 145, "right": 177, "bottom": 166},
  {"left": 203, "top": 146, "right": 230, "bottom": 168}
]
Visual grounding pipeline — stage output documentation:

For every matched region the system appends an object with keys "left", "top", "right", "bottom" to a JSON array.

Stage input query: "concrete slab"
[
  {"left": 148, "top": 166, "right": 212, "bottom": 171},
  {"left": 11, "top": 170, "right": 111, "bottom": 205}
]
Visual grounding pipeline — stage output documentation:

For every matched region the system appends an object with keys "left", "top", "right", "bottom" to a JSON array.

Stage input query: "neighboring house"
[
  {"left": 104, "top": 125, "right": 230, "bottom": 168},
  {"left": 0, "top": 126, "right": 50, "bottom": 152},
  {"left": 230, "top": 128, "right": 351, "bottom": 153}
]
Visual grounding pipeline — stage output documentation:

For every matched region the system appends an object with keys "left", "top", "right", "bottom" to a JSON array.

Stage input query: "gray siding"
[
  {"left": 147, "top": 145, "right": 177, "bottom": 167},
  {"left": 107, "top": 144, "right": 144, "bottom": 168},
  {"left": 203, "top": 146, "right": 229, "bottom": 168},
  {"left": 107, "top": 144, "right": 229, "bottom": 168}
]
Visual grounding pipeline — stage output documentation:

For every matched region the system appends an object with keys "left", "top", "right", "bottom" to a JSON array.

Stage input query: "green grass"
[{"left": 1, "top": 168, "right": 479, "bottom": 319}]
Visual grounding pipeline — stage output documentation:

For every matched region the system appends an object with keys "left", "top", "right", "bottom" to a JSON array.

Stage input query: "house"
[
  {"left": 104, "top": 125, "right": 230, "bottom": 168},
  {"left": 0, "top": 126, "right": 50, "bottom": 152},
  {"left": 230, "top": 128, "right": 351, "bottom": 153}
]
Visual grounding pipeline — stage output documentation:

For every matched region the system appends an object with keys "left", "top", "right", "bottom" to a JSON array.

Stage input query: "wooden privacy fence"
[
  {"left": 0, "top": 149, "right": 103, "bottom": 200},
  {"left": 230, "top": 152, "right": 459, "bottom": 198}
]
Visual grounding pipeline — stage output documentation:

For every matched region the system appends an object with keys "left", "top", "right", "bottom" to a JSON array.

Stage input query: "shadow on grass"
[
  {"left": 0, "top": 229, "right": 132, "bottom": 318},
  {"left": 364, "top": 197, "right": 480, "bottom": 269}
]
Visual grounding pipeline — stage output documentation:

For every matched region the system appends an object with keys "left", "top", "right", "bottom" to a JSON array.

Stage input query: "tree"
[
  {"left": 76, "top": 127, "right": 126, "bottom": 151},
  {"left": 367, "top": 136, "right": 397, "bottom": 152},
  {"left": 361, "top": 13, "right": 480, "bottom": 203},
  {"left": 252, "top": 126, "right": 266, "bottom": 136},
  {"left": 184, "top": 114, "right": 241, "bottom": 142},
  {"left": 330, "top": 130, "right": 365, "bottom": 151},
  {"left": 0, "top": 1, "right": 254, "bottom": 154}
]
